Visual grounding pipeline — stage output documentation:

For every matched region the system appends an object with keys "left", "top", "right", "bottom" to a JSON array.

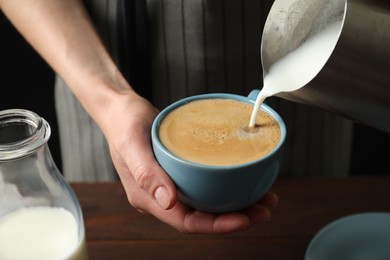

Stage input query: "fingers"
[
  {"left": 179, "top": 205, "right": 273, "bottom": 235},
  {"left": 123, "top": 173, "right": 278, "bottom": 235},
  {"left": 182, "top": 211, "right": 250, "bottom": 235},
  {"left": 149, "top": 196, "right": 276, "bottom": 235},
  {"left": 143, "top": 200, "right": 251, "bottom": 235},
  {"left": 239, "top": 192, "right": 278, "bottom": 226},
  {"left": 257, "top": 191, "right": 279, "bottom": 208},
  {"left": 242, "top": 205, "right": 271, "bottom": 226}
]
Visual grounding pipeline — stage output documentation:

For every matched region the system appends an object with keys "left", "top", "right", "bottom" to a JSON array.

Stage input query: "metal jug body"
[{"left": 263, "top": 0, "right": 390, "bottom": 133}]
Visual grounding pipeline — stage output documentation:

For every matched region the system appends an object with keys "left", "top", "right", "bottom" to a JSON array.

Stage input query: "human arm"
[{"left": 0, "top": 0, "right": 278, "bottom": 234}]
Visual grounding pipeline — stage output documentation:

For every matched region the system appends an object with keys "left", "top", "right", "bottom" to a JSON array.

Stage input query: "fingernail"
[
  {"left": 263, "top": 208, "right": 271, "bottom": 222},
  {"left": 154, "top": 186, "right": 170, "bottom": 209},
  {"left": 253, "top": 206, "right": 271, "bottom": 224}
]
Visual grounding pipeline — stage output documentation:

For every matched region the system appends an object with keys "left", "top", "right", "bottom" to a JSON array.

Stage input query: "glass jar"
[{"left": 0, "top": 109, "right": 88, "bottom": 260}]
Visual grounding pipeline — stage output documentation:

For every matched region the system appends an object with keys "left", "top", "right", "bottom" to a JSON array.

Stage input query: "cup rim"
[{"left": 151, "top": 93, "right": 286, "bottom": 170}]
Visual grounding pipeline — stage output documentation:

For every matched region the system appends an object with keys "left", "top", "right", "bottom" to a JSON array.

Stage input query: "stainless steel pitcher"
[{"left": 263, "top": 0, "right": 390, "bottom": 134}]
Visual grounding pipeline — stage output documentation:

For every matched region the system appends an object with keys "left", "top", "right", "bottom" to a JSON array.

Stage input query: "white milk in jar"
[{"left": 0, "top": 206, "right": 88, "bottom": 260}]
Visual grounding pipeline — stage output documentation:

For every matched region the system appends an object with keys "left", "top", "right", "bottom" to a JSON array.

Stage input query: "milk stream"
[
  {"left": 249, "top": 22, "right": 341, "bottom": 127},
  {"left": 0, "top": 206, "right": 86, "bottom": 260}
]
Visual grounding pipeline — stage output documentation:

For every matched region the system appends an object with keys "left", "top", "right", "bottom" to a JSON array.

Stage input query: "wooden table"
[{"left": 72, "top": 176, "right": 390, "bottom": 260}]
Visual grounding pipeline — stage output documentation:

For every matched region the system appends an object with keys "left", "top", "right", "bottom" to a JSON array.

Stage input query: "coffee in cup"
[{"left": 158, "top": 99, "right": 280, "bottom": 166}]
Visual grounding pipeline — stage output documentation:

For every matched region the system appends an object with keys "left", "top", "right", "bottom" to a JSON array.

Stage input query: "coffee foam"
[{"left": 159, "top": 99, "right": 281, "bottom": 166}]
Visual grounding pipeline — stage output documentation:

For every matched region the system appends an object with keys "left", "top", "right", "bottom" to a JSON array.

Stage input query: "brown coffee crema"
[{"left": 158, "top": 99, "right": 281, "bottom": 166}]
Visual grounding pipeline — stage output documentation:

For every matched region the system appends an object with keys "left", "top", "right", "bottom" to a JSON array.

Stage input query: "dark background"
[
  {"left": 0, "top": 18, "right": 60, "bottom": 169},
  {"left": 1, "top": 18, "right": 389, "bottom": 176}
]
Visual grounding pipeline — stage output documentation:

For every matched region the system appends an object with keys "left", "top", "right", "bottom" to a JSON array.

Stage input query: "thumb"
[
  {"left": 126, "top": 128, "right": 177, "bottom": 210},
  {"left": 131, "top": 157, "right": 176, "bottom": 209}
]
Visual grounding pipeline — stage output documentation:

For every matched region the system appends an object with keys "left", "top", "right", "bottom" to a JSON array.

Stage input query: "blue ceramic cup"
[{"left": 151, "top": 89, "right": 286, "bottom": 213}]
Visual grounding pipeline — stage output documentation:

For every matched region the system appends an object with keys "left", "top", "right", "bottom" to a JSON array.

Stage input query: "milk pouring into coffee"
[{"left": 249, "top": 21, "right": 342, "bottom": 127}]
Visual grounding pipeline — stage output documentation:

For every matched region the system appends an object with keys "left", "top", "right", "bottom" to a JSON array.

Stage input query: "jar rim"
[{"left": 0, "top": 109, "right": 51, "bottom": 161}]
